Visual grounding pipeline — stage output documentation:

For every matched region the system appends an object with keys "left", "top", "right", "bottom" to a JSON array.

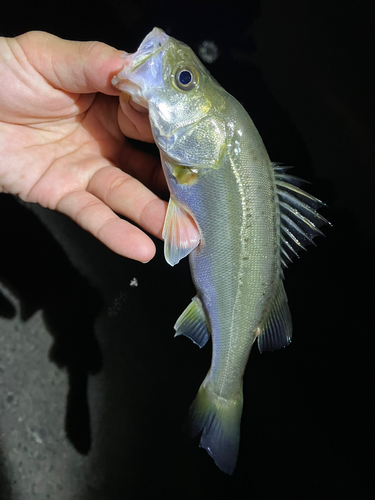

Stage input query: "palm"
[
  {"left": 2, "top": 91, "right": 123, "bottom": 205},
  {"left": 0, "top": 32, "right": 167, "bottom": 262}
]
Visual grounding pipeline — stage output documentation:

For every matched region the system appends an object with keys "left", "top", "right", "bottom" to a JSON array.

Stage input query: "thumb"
[{"left": 15, "top": 31, "right": 125, "bottom": 95}]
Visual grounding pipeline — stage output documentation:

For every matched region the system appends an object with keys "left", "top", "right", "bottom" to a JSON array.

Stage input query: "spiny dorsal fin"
[{"left": 274, "top": 164, "right": 330, "bottom": 268}]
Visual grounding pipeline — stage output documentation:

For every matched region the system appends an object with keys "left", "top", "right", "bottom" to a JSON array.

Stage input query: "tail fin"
[{"left": 189, "top": 383, "right": 243, "bottom": 474}]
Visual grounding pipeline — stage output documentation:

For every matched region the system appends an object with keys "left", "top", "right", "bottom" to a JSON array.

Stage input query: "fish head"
[{"left": 112, "top": 28, "right": 227, "bottom": 167}]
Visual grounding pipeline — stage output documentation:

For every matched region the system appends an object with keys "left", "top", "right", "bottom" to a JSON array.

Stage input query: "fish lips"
[
  {"left": 129, "top": 27, "right": 168, "bottom": 71},
  {"left": 112, "top": 27, "right": 168, "bottom": 107}
]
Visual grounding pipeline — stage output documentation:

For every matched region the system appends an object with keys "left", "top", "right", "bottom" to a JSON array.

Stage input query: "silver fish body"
[
  {"left": 168, "top": 98, "right": 279, "bottom": 391},
  {"left": 112, "top": 28, "right": 328, "bottom": 474}
]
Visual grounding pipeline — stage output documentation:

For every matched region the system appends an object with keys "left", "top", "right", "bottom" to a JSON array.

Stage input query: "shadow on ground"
[{"left": 0, "top": 195, "right": 103, "bottom": 455}]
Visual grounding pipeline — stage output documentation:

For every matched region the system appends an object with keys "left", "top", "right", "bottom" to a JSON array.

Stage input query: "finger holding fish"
[{"left": 117, "top": 92, "right": 154, "bottom": 143}]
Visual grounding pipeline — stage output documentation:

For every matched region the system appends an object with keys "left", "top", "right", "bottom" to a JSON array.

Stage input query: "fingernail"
[{"left": 117, "top": 50, "right": 129, "bottom": 58}]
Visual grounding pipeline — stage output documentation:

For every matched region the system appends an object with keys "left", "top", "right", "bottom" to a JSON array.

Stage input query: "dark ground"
[{"left": 1, "top": 1, "right": 374, "bottom": 498}]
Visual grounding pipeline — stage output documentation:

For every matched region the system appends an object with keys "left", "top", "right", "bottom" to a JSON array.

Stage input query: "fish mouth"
[
  {"left": 112, "top": 27, "right": 168, "bottom": 104},
  {"left": 128, "top": 27, "right": 169, "bottom": 71},
  {"left": 111, "top": 78, "right": 148, "bottom": 107}
]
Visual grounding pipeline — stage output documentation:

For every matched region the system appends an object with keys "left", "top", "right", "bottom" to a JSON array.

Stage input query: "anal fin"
[{"left": 174, "top": 296, "right": 210, "bottom": 348}]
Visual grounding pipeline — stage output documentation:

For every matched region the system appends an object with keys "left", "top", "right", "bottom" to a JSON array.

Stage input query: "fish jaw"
[{"left": 111, "top": 27, "right": 169, "bottom": 108}]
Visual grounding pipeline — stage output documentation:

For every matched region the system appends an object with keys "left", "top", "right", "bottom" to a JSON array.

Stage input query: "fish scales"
[
  {"left": 187, "top": 122, "right": 278, "bottom": 397},
  {"left": 112, "top": 27, "right": 329, "bottom": 474}
]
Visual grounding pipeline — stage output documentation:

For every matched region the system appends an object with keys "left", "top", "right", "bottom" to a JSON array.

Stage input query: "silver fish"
[{"left": 112, "top": 28, "right": 329, "bottom": 474}]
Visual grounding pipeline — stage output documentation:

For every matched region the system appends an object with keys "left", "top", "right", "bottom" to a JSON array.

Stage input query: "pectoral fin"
[
  {"left": 174, "top": 296, "right": 210, "bottom": 348},
  {"left": 162, "top": 197, "right": 200, "bottom": 266}
]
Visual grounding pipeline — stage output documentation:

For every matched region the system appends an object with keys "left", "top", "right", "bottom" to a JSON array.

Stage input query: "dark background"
[{"left": 1, "top": 0, "right": 374, "bottom": 498}]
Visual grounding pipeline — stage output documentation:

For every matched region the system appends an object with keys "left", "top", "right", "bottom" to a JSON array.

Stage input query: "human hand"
[{"left": 0, "top": 31, "right": 167, "bottom": 263}]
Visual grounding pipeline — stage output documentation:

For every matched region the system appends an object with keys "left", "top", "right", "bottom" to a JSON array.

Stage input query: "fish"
[{"left": 112, "top": 27, "right": 329, "bottom": 474}]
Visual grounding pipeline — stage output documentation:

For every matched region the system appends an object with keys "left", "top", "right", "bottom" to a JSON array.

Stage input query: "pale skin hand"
[{"left": 0, "top": 31, "right": 167, "bottom": 263}]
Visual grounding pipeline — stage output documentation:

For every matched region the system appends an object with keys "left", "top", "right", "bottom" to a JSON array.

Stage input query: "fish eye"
[
  {"left": 174, "top": 67, "right": 198, "bottom": 91},
  {"left": 179, "top": 70, "right": 192, "bottom": 85}
]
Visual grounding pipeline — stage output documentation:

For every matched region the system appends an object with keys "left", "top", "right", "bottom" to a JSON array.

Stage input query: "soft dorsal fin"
[
  {"left": 274, "top": 164, "right": 331, "bottom": 268},
  {"left": 257, "top": 279, "right": 292, "bottom": 353},
  {"left": 162, "top": 197, "right": 201, "bottom": 266}
]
